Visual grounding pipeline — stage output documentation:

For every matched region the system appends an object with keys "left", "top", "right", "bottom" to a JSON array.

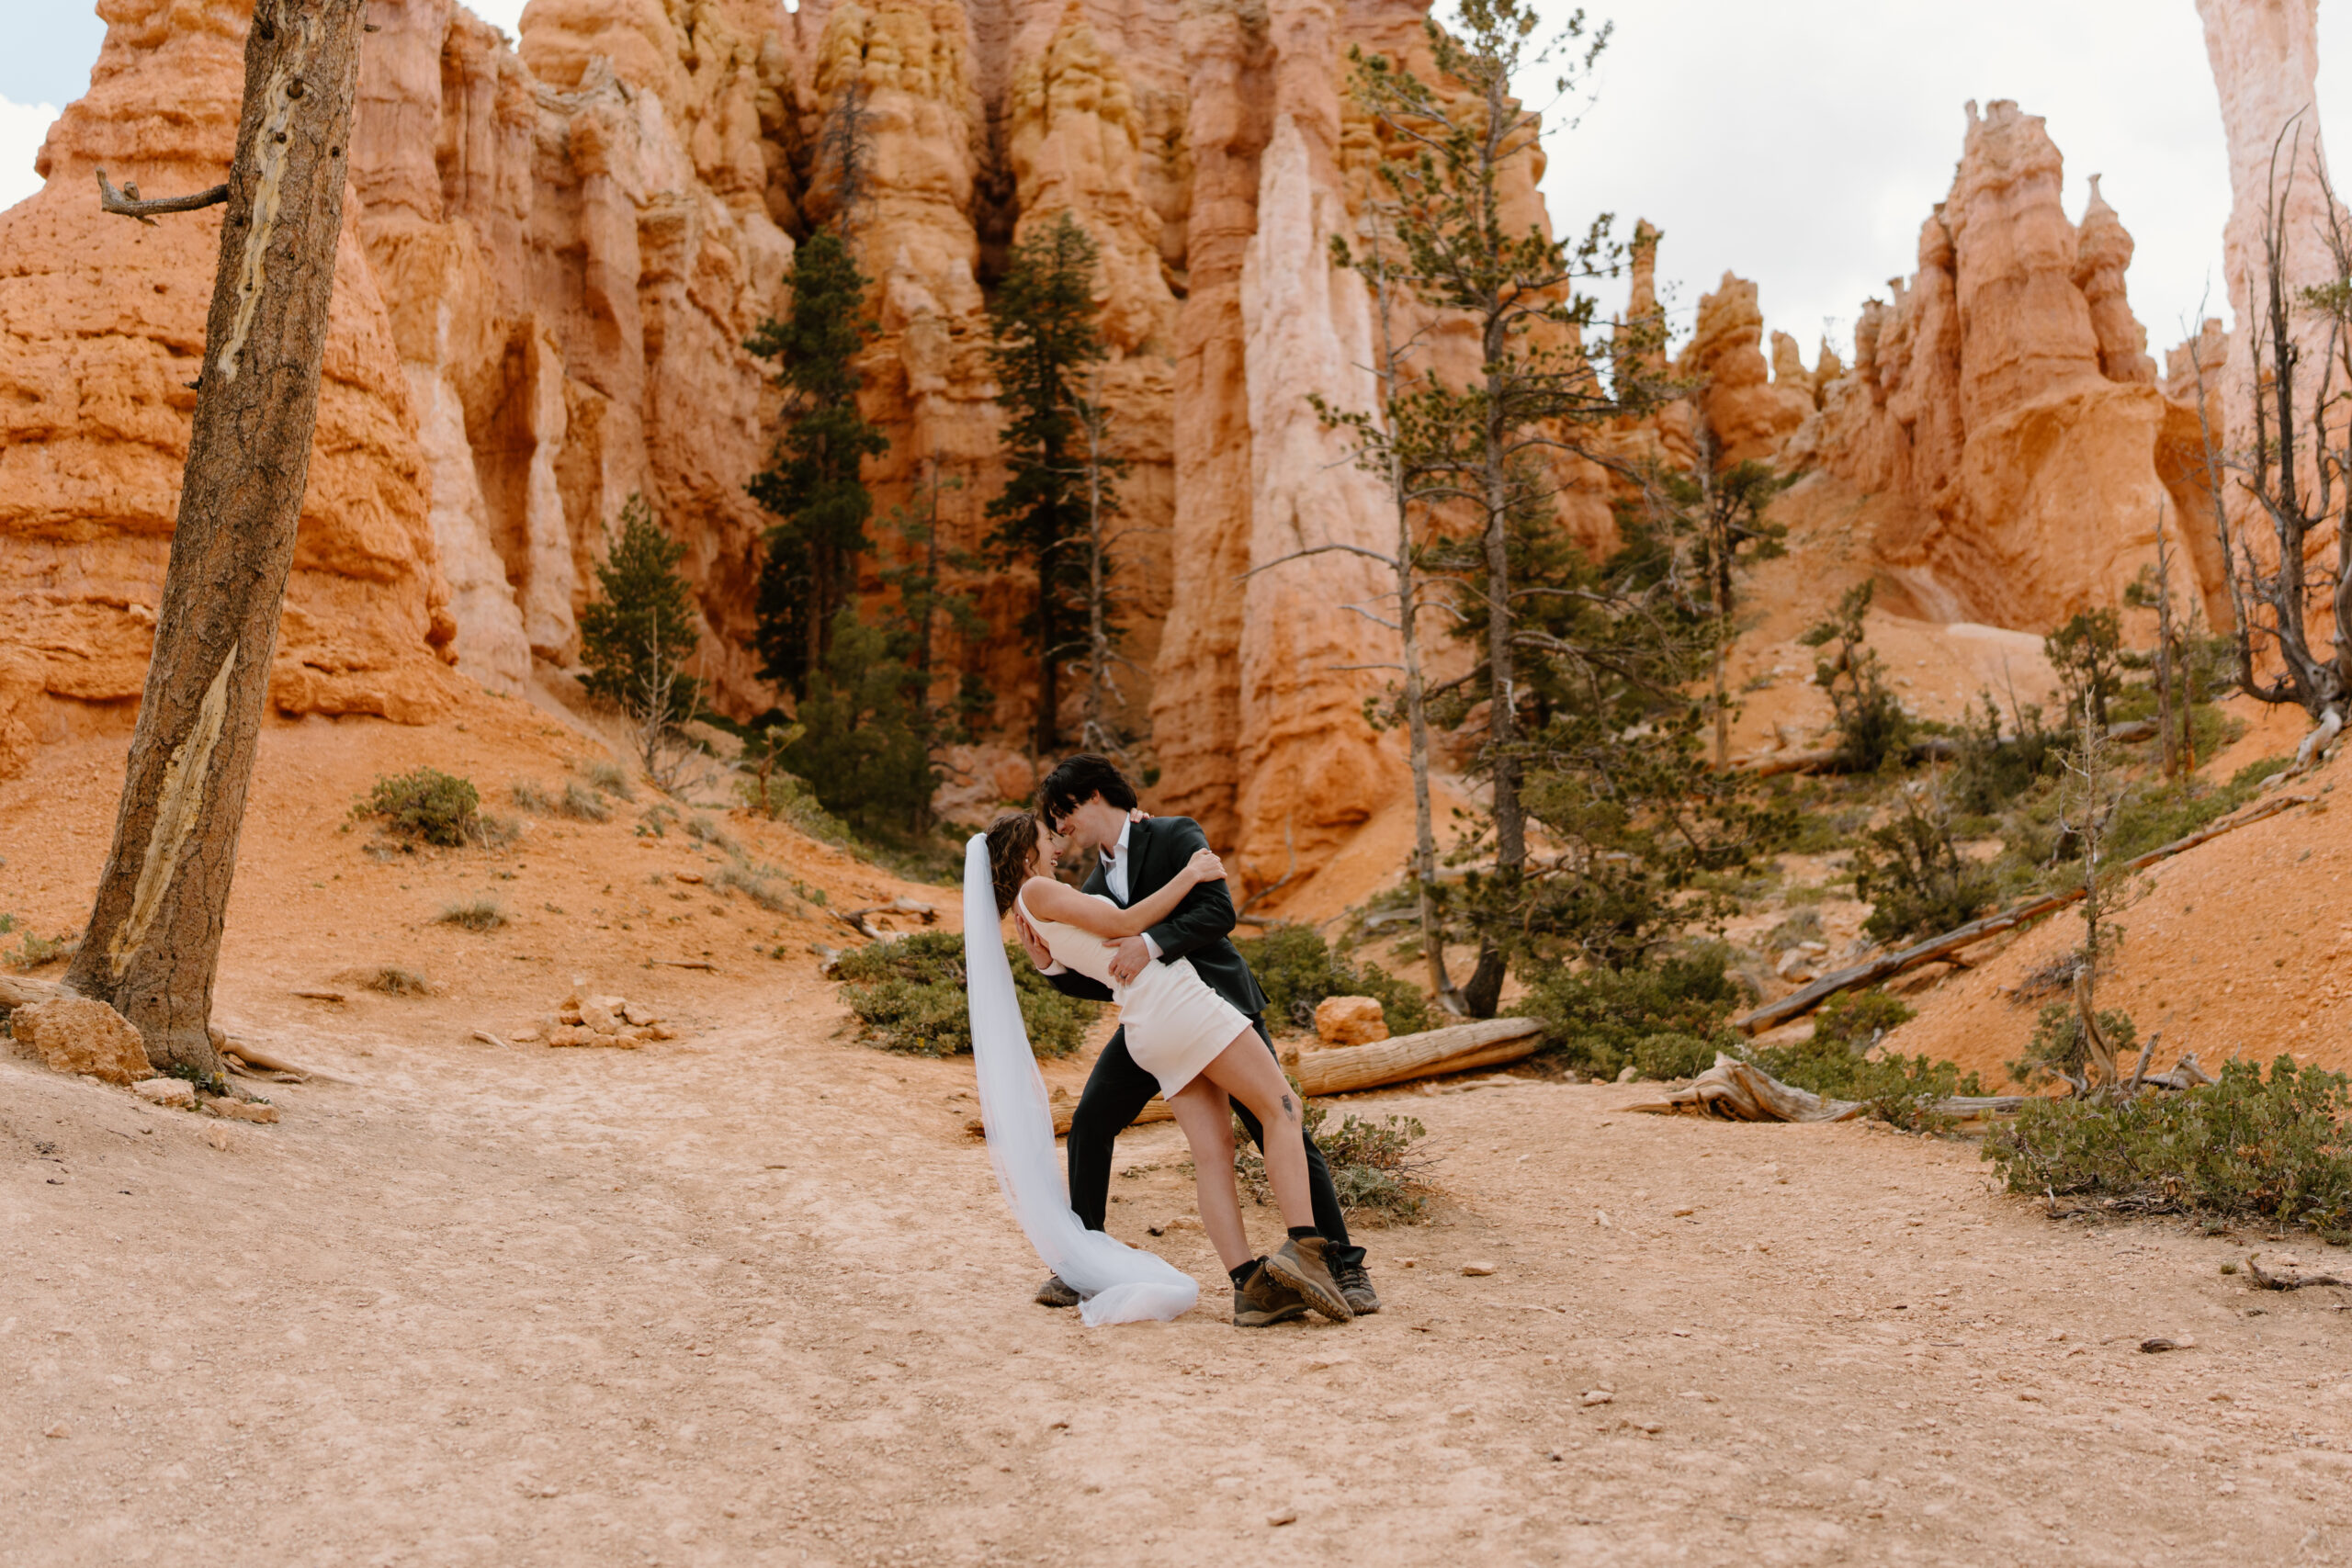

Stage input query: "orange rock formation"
[{"left": 1785, "top": 101, "right": 2222, "bottom": 631}]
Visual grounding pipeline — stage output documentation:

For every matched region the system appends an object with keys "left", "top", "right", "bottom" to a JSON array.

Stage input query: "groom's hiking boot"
[
  {"left": 1035, "top": 1274, "right": 1081, "bottom": 1308},
  {"left": 1331, "top": 1258, "right": 1381, "bottom": 1316},
  {"left": 1233, "top": 1261, "right": 1309, "bottom": 1328},
  {"left": 1263, "top": 1235, "right": 1353, "bottom": 1322}
]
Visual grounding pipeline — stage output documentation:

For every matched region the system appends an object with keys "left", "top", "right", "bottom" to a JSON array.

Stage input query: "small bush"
[
  {"left": 1811, "top": 987, "right": 1917, "bottom": 1050},
  {"left": 5, "top": 928, "right": 74, "bottom": 972},
  {"left": 360, "top": 966, "right": 434, "bottom": 996},
  {"left": 560, "top": 781, "right": 613, "bottom": 821},
  {"left": 686, "top": 815, "right": 741, "bottom": 855},
  {"left": 715, "top": 863, "right": 799, "bottom": 914},
  {"left": 834, "top": 930, "right": 1098, "bottom": 1057},
  {"left": 1985, "top": 1055, "right": 2352, "bottom": 1229},
  {"left": 1235, "top": 925, "right": 1430, "bottom": 1038},
  {"left": 2009, "top": 1000, "right": 2137, "bottom": 1091},
  {"left": 1631, "top": 1032, "right": 1725, "bottom": 1082},
  {"left": 1526, "top": 952, "right": 1745, "bottom": 1081},
  {"left": 1237, "top": 1104, "right": 1433, "bottom": 1224},
  {"left": 1855, "top": 788, "right": 1998, "bottom": 945},
  {"left": 581, "top": 761, "right": 636, "bottom": 801},
  {"left": 362, "top": 768, "right": 481, "bottom": 847},
  {"left": 1751, "top": 1007, "right": 1983, "bottom": 1132},
  {"left": 436, "top": 897, "right": 507, "bottom": 932},
  {"left": 512, "top": 781, "right": 555, "bottom": 814}
]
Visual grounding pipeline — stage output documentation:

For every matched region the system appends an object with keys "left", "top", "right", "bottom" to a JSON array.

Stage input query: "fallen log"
[
  {"left": 1626, "top": 1053, "right": 2029, "bottom": 1123},
  {"left": 1736, "top": 792, "right": 2317, "bottom": 1034},
  {"left": 1286, "top": 1017, "right": 1544, "bottom": 1097},
  {"left": 963, "top": 1017, "right": 1547, "bottom": 1137}
]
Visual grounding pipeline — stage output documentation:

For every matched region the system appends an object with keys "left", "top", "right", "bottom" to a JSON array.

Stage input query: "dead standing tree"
[
  {"left": 2211, "top": 125, "right": 2352, "bottom": 768},
  {"left": 64, "top": 0, "right": 369, "bottom": 1078}
]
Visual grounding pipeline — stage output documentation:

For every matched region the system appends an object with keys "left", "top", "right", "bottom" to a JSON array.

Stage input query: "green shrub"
[
  {"left": 362, "top": 767, "right": 481, "bottom": 847},
  {"left": 1237, "top": 1104, "right": 1433, "bottom": 1224},
  {"left": 1984, "top": 1056, "right": 2352, "bottom": 1230},
  {"left": 1526, "top": 952, "right": 1744, "bottom": 1081},
  {"left": 512, "top": 781, "right": 555, "bottom": 814},
  {"left": 1855, "top": 789, "right": 1998, "bottom": 945},
  {"left": 1631, "top": 1032, "right": 1724, "bottom": 1082},
  {"left": 1812, "top": 987, "right": 1917, "bottom": 1050},
  {"left": 834, "top": 930, "right": 1098, "bottom": 1057},
  {"left": 1235, "top": 925, "right": 1430, "bottom": 1038},
  {"left": 2009, "top": 1000, "right": 2138, "bottom": 1091},
  {"left": 560, "top": 781, "right": 613, "bottom": 821},
  {"left": 1751, "top": 1024, "right": 1983, "bottom": 1133}
]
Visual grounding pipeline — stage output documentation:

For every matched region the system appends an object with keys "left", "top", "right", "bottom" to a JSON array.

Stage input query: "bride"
[{"left": 977, "top": 810, "right": 1353, "bottom": 1325}]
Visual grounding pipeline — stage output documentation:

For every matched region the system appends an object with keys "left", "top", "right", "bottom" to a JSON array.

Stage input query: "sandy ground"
[{"left": 6, "top": 698, "right": 2352, "bottom": 1565}]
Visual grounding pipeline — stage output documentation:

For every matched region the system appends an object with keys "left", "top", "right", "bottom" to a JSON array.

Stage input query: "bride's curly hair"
[{"left": 984, "top": 811, "right": 1041, "bottom": 917}]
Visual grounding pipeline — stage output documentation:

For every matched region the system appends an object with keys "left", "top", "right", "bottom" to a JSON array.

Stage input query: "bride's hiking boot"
[
  {"left": 1263, "top": 1235, "right": 1353, "bottom": 1322},
  {"left": 1233, "top": 1260, "right": 1309, "bottom": 1328},
  {"left": 1034, "top": 1274, "right": 1081, "bottom": 1308},
  {"left": 1331, "top": 1256, "right": 1381, "bottom": 1316}
]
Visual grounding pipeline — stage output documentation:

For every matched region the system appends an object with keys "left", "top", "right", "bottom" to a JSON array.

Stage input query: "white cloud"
[{"left": 0, "top": 97, "right": 58, "bottom": 211}]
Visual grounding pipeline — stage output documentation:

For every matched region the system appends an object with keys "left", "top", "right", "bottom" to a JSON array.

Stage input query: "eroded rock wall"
[{"left": 0, "top": 0, "right": 459, "bottom": 783}]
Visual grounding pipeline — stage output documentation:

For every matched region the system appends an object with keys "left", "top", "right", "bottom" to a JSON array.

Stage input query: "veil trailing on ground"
[{"left": 962, "top": 834, "right": 1199, "bottom": 1326}]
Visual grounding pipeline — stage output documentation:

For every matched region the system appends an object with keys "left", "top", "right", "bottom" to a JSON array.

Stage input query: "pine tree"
[
  {"left": 747, "top": 228, "right": 888, "bottom": 695},
  {"left": 985, "top": 212, "right": 1108, "bottom": 753},
  {"left": 782, "top": 610, "right": 937, "bottom": 837},
  {"left": 876, "top": 451, "right": 983, "bottom": 734},
  {"left": 579, "top": 495, "right": 704, "bottom": 779},
  {"left": 1348, "top": 0, "right": 1653, "bottom": 1014}
]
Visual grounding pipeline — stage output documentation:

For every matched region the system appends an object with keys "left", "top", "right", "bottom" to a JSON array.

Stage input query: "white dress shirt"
[{"left": 1101, "top": 818, "right": 1163, "bottom": 960}]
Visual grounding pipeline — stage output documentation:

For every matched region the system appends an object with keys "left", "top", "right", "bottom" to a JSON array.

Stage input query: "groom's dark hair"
[{"left": 1038, "top": 753, "right": 1137, "bottom": 826}]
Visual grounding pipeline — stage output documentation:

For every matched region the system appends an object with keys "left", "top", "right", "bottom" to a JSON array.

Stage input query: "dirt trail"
[{"left": 7, "top": 705, "right": 2352, "bottom": 1565}]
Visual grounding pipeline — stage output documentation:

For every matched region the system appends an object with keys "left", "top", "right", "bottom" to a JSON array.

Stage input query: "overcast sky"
[{"left": 4, "top": 2, "right": 2346, "bottom": 365}]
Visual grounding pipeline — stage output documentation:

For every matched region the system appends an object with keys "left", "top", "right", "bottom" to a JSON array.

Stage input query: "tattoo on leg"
[{"left": 1281, "top": 1093, "right": 1295, "bottom": 1116}]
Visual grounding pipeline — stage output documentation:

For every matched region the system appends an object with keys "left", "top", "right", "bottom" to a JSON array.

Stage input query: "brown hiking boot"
[
  {"left": 1332, "top": 1258, "right": 1381, "bottom": 1316},
  {"left": 1233, "top": 1260, "right": 1309, "bottom": 1328},
  {"left": 1034, "top": 1274, "right": 1081, "bottom": 1308},
  {"left": 1263, "top": 1235, "right": 1353, "bottom": 1322}
]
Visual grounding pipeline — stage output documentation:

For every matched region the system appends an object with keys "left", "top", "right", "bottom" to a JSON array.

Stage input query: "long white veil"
[{"left": 962, "top": 833, "right": 1199, "bottom": 1325}]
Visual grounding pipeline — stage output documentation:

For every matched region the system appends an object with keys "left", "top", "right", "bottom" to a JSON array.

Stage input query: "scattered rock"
[
  {"left": 1615, "top": 1066, "right": 1639, "bottom": 1084},
  {"left": 204, "top": 1125, "right": 233, "bottom": 1152},
  {"left": 132, "top": 1078, "right": 197, "bottom": 1108},
  {"left": 623, "top": 1000, "right": 657, "bottom": 1027},
  {"left": 674, "top": 871, "right": 705, "bottom": 885},
  {"left": 43, "top": 1423, "right": 67, "bottom": 1438},
  {"left": 1581, "top": 1390, "right": 1613, "bottom": 1407},
  {"left": 2141, "top": 1337, "right": 2195, "bottom": 1353},
  {"left": 1313, "top": 996, "right": 1389, "bottom": 1047},
  {"left": 1148, "top": 1216, "right": 1204, "bottom": 1236},
  {"left": 209, "top": 1100, "right": 279, "bottom": 1124},
  {"left": 1461, "top": 1261, "right": 1496, "bottom": 1277},
  {"left": 1265, "top": 1508, "right": 1297, "bottom": 1528},
  {"left": 578, "top": 999, "right": 617, "bottom": 1032},
  {"left": 548, "top": 989, "right": 662, "bottom": 1046},
  {"left": 10, "top": 997, "right": 153, "bottom": 1085}
]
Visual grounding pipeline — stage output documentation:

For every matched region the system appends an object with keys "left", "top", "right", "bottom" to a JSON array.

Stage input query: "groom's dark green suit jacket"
[{"left": 1042, "top": 816, "right": 1269, "bottom": 1018}]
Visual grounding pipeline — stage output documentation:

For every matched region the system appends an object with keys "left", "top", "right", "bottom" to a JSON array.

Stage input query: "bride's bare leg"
[
  {"left": 1195, "top": 1026, "right": 1316, "bottom": 1234},
  {"left": 1167, "top": 1079, "right": 1250, "bottom": 1271}
]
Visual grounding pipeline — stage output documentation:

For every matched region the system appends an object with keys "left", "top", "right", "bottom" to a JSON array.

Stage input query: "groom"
[{"left": 1014, "top": 754, "right": 1379, "bottom": 1322}]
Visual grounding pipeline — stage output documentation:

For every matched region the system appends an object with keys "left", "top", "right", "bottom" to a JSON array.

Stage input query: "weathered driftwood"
[
  {"left": 1626, "top": 1054, "right": 2030, "bottom": 1123},
  {"left": 2245, "top": 1253, "right": 2349, "bottom": 1292},
  {"left": 1736, "top": 792, "right": 2318, "bottom": 1034},
  {"left": 964, "top": 1017, "right": 1545, "bottom": 1137}
]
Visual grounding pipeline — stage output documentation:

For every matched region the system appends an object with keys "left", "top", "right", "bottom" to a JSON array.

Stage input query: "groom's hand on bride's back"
[{"left": 1012, "top": 904, "right": 1054, "bottom": 971}]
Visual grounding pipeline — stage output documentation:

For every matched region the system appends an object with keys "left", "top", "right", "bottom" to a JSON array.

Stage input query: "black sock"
[
  {"left": 1287, "top": 1225, "right": 1318, "bottom": 1243},
  {"left": 1228, "top": 1260, "right": 1259, "bottom": 1286}
]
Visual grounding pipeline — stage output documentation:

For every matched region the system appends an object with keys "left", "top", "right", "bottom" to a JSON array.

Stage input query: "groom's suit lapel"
[{"left": 1089, "top": 819, "right": 1158, "bottom": 908}]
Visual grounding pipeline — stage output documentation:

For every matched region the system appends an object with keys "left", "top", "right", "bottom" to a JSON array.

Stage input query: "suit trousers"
[{"left": 1066, "top": 1015, "right": 1362, "bottom": 1266}]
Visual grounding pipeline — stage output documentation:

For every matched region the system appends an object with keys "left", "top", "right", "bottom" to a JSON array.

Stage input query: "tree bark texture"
[{"left": 63, "top": 0, "right": 367, "bottom": 1076}]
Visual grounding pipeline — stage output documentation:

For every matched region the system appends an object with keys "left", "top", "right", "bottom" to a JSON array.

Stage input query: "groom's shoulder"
[{"left": 1142, "top": 814, "right": 1206, "bottom": 848}]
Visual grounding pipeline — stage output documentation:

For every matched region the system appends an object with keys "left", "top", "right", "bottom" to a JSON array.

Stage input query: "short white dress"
[{"left": 1018, "top": 886, "right": 1251, "bottom": 1098}]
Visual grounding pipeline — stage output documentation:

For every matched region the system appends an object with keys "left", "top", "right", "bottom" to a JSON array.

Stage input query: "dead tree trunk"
[{"left": 63, "top": 0, "right": 367, "bottom": 1077}]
